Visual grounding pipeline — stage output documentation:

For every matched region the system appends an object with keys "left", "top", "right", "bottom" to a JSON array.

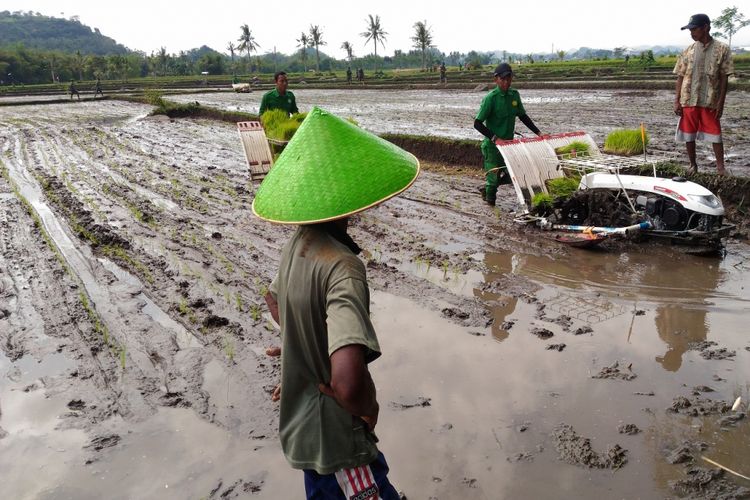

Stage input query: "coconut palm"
[
  {"left": 410, "top": 20, "right": 433, "bottom": 71},
  {"left": 341, "top": 41, "right": 355, "bottom": 62},
  {"left": 361, "top": 14, "right": 387, "bottom": 73},
  {"left": 297, "top": 32, "right": 310, "bottom": 72},
  {"left": 309, "top": 25, "right": 326, "bottom": 72},
  {"left": 237, "top": 24, "right": 260, "bottom": 72},
  {"left": 226, "top": 42, "right": 236, "bottom": 74}
]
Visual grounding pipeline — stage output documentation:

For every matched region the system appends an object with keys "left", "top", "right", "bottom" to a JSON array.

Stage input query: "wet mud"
[
  {"left": 170, "top": 88, "right": 750, "bottom": 177},
  {"left": 1, "top": 98, "right": 749, "bottom": 499}
]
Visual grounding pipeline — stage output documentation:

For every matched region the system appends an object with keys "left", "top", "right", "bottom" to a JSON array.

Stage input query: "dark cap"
[
  {"left": 681, "top": 13, "right": 710, "bottom": 30},
  {"left": 493, "top": 63, "right": 513, "bottom": 78}
]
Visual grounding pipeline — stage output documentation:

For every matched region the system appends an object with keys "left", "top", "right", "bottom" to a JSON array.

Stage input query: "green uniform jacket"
[
  {"left": 475, "top": 86, "right": 526, "bottom": 168},
  {"left": 259, "top": 88, "right": 299, "bottom": 116}
]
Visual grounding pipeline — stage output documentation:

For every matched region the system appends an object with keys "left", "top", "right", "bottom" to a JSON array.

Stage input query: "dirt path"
[{"left": 1, "top": 100, "right": 749, "bottom": 499}]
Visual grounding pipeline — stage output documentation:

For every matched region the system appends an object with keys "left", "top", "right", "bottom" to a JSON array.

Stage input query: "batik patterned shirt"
[{"left": 673, "top": 38, "right": 734, "bottom": 109}]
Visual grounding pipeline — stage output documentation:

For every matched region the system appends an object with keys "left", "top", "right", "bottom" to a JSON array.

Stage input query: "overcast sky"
[{"left": 6, "top": 0, "right": 750, "bottom": 57}]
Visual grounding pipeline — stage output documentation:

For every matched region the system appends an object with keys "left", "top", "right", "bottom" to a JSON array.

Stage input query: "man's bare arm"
[
  {"left": 264, "top": 291, "right": 279, "bottom": 324},
  {"left": 319, "top": 344, "right": 379, "bottom": 430},
  {"left": 716, "top": 74, "right": 728, "bottom": 120},
  {"left": 674, "top": 76, "right": 684, "bottom": 116}
]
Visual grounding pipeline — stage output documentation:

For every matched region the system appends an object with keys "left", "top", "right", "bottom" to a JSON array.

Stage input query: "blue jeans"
[{"left": 303, "top": 452, "right": 400, "bottom": 500}]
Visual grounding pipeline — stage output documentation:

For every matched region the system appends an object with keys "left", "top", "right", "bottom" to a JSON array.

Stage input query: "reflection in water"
[
  {"left": 479, "top": 247, "right": 728, "bottom": 370},
  {"left": 475, "top": 252, "right": 520, "bottom": 342}
]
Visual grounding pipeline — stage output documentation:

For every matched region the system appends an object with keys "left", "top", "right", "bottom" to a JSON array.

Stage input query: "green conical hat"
[{"left": 252, "top": 107, "right": 420, "bottom": 224}]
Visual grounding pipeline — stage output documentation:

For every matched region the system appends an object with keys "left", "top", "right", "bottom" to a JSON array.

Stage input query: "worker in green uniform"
[
  {"left": 473, "top": 63, "right": 542, "bottom": 206},
  {"left": 259, "top": 71, "right": 299, "bottom": 117},
  {"left": 257, "top": 107, "right": 416, "bottom": 499}
]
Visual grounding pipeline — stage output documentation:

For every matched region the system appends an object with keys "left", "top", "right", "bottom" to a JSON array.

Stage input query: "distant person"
[
  {"left": 473, "top": 63, "right": 542, "bottom": 206},
  {"left": 346, "top": 66, "right": 352, "bottom": 85},
  {"left": 68, "top": 80, "right": 80, "bottom": 101},
  {"left": 439, "top": 62, "right": 447, "bottom": 83},
  {"left": 94, "top": 78, "right": 103, "bottom": 98},
  {"left": 359, "top": 68, "right": 365, "bottom": 84},
  {"left": 259, "top": 71, "right": 299, "bottom": 117},
  {"left": 673, "top": 13, "right": 734, "bottom": 175},
  {"left": 624, "top": 54, "right": 630, "bottom": 64}
]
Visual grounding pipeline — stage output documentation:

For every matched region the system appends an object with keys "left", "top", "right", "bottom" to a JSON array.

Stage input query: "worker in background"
[
  {"left": 259, "top": 71, "right": 299, "bottom": 117},
  {"left": 473, "top": 63, "right": 542, "bottom": 206}
]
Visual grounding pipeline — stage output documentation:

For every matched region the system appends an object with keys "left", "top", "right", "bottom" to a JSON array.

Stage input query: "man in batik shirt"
[{"left": 674, "top": 13, "right": 734, "bottom": 175}]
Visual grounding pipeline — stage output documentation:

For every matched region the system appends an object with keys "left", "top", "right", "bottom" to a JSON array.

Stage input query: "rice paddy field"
[{"left": 1, "top": 85, "right": 749, "bottom": 499}]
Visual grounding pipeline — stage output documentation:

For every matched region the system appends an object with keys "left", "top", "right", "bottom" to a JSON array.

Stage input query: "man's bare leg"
[
  {"left": 686, "top": 141, "right": 698, "bottom": 174},
  {"left": 712, "top": 142, "right": 727, "bottom": 175}
]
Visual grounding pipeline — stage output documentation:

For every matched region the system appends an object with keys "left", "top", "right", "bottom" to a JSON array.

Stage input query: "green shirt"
[
  {"left": 259, "top": 88, "right": 299, "bottom": 116},
  {"left": 270, "top": 225, "right": 381, "bottom": 474},
  {"left": 475, "top": 86, "right": 526, "bottom": 144}
]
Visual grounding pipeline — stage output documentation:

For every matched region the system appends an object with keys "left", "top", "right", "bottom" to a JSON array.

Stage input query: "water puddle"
[
  {"left": 2, "top": 406, "right": 298, "bottom": 499},
  {"left": 368, "top": 286, "right": 750, "bottom": 499}
]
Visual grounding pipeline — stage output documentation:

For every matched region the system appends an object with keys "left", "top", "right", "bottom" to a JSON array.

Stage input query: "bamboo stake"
[{"left": 701, "top": 456, "right": 750, "bottom": 481}]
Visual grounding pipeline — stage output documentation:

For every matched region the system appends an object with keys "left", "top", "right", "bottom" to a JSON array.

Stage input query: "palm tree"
[
  {"left": 297, "top": 32, "right": 310, "bottom": 72},
  {"left": 341, "top": 41, "right": 354, "bottom": 63},
  {"left": 309, "top": 25, "right": 326, "bottom": 72},
  {"left": 411, "top": 20, "right": 433, "bottom": 71},
  {"left": 226, "top": 42, "right": 236, "bottom": 74},
  {"left": 237, "top": 24, "right": 260, "bottom": 72},
  {"left": 361, "top": 14, "right": 387, "bottom": 73}
]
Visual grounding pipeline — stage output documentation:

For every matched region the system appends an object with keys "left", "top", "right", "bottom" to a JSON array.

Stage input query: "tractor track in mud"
[{"left": 2, "top": 98, "right": 750, "bottom": 499}]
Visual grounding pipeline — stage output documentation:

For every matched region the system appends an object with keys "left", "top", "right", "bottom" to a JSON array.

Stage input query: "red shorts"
[{"left": 676, "top": 106, "right": 722, "bottom": 143}]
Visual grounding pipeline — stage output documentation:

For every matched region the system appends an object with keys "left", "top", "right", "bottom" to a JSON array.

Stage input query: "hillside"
[{"left": 0, "top": 11, "right": 130, "bottom": 55}]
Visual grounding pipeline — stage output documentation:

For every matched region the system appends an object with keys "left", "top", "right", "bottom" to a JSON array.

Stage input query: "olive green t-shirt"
[
  {"left": 259, "top": 88, "right": 299, "bottom": 116},
  {"left": 270, "top": 225, "right": 381, "bottom": 474},
  {"left": 475, "top": 86, "right": 526, "bottom": 146}
]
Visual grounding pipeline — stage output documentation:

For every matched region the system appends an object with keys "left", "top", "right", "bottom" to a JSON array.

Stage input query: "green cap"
[{"left": 252, "top": 107, "right": 420, "bottom": 224}]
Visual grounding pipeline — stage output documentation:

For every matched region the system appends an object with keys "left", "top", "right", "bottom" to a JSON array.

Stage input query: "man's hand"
[
  {"left": 317, "top": 344, "right": 379, "bottom": 430},
  {"left": 319, "top": 383, "right": 379, "bottom": 431},
  {"left": 714, "top": 106, "right": 724, "bottom": 120},
  {"left": 674, "top": 101, "right": 683, "bottom": 116}
]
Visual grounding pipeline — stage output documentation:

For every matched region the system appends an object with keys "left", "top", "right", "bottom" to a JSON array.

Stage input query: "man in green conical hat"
[{"left": 257, "top": 108, "right": 417, "bottom": 499}]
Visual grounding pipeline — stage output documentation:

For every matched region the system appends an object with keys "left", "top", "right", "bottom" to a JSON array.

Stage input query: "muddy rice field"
[{"left": 1, "top": 90, "right": 749, "bottom": 499}]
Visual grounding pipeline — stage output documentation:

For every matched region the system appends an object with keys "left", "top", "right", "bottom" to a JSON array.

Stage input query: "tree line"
[{"left": 2, "top": 7, "right": 747, "bottom": 85}]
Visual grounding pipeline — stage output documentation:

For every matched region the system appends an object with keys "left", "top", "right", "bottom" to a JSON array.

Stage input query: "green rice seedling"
[
  {"left": 604, "top": 129, "right": 649, "bottom": 156},
  {"left": 261, "top": 109, "right": 289, "bottom": 135},
  {"left": 425, "top": 259, "right": 432, "bottom": 273},
  {"left": 531, "top": 193, "right": 554, "bottom": 215},
  {"left": 178, "top": 298, "right": 188, "bottom": 315},
  {"left": 224, "top": 289, "right": 231, "bottom": 305},
  {"left": 259, "top": 284, "right": 269, "bottom": 298},
  {"left": 235, "top": 292, "right": 243, "bottom": 312},
  {"left": 265, "top": 320, "right": 275, "bottom": 331},
  {"left": 414, "top": 255, "right": 423, "bottom": 271},
  {"left": 250, "top": 303, "right": 261, "bottom": 322},
  {"left": 223, "top": 335, "right": 235, "bottom": 363},
  {"left": 546, "top": 176, "right": 581, "bottom": 200},
  {"left": 441, "top": 260, "right": 450, "bottom": 280},
  {"left": 554, "top": 141, "right": 591, "bottom": 157},
  {"left": 119, "top": 345, "right": 127, "bottom": 369},
  {"left": 292, "top": 112, "right": 309, "bottom": 123}
]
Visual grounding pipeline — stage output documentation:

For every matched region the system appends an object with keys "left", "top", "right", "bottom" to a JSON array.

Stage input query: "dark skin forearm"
[
  {"left": 674, "top": 76, "right": 684, "bottom": 116},
  {"left": 319, "top": 344, "right": 379, "bottom": 430},
  {"left": 264, "top": 291, "right": 279, "bottom": 324},
  {"left": 716, "top": 75, "right": 728, "bottom": 119}
]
